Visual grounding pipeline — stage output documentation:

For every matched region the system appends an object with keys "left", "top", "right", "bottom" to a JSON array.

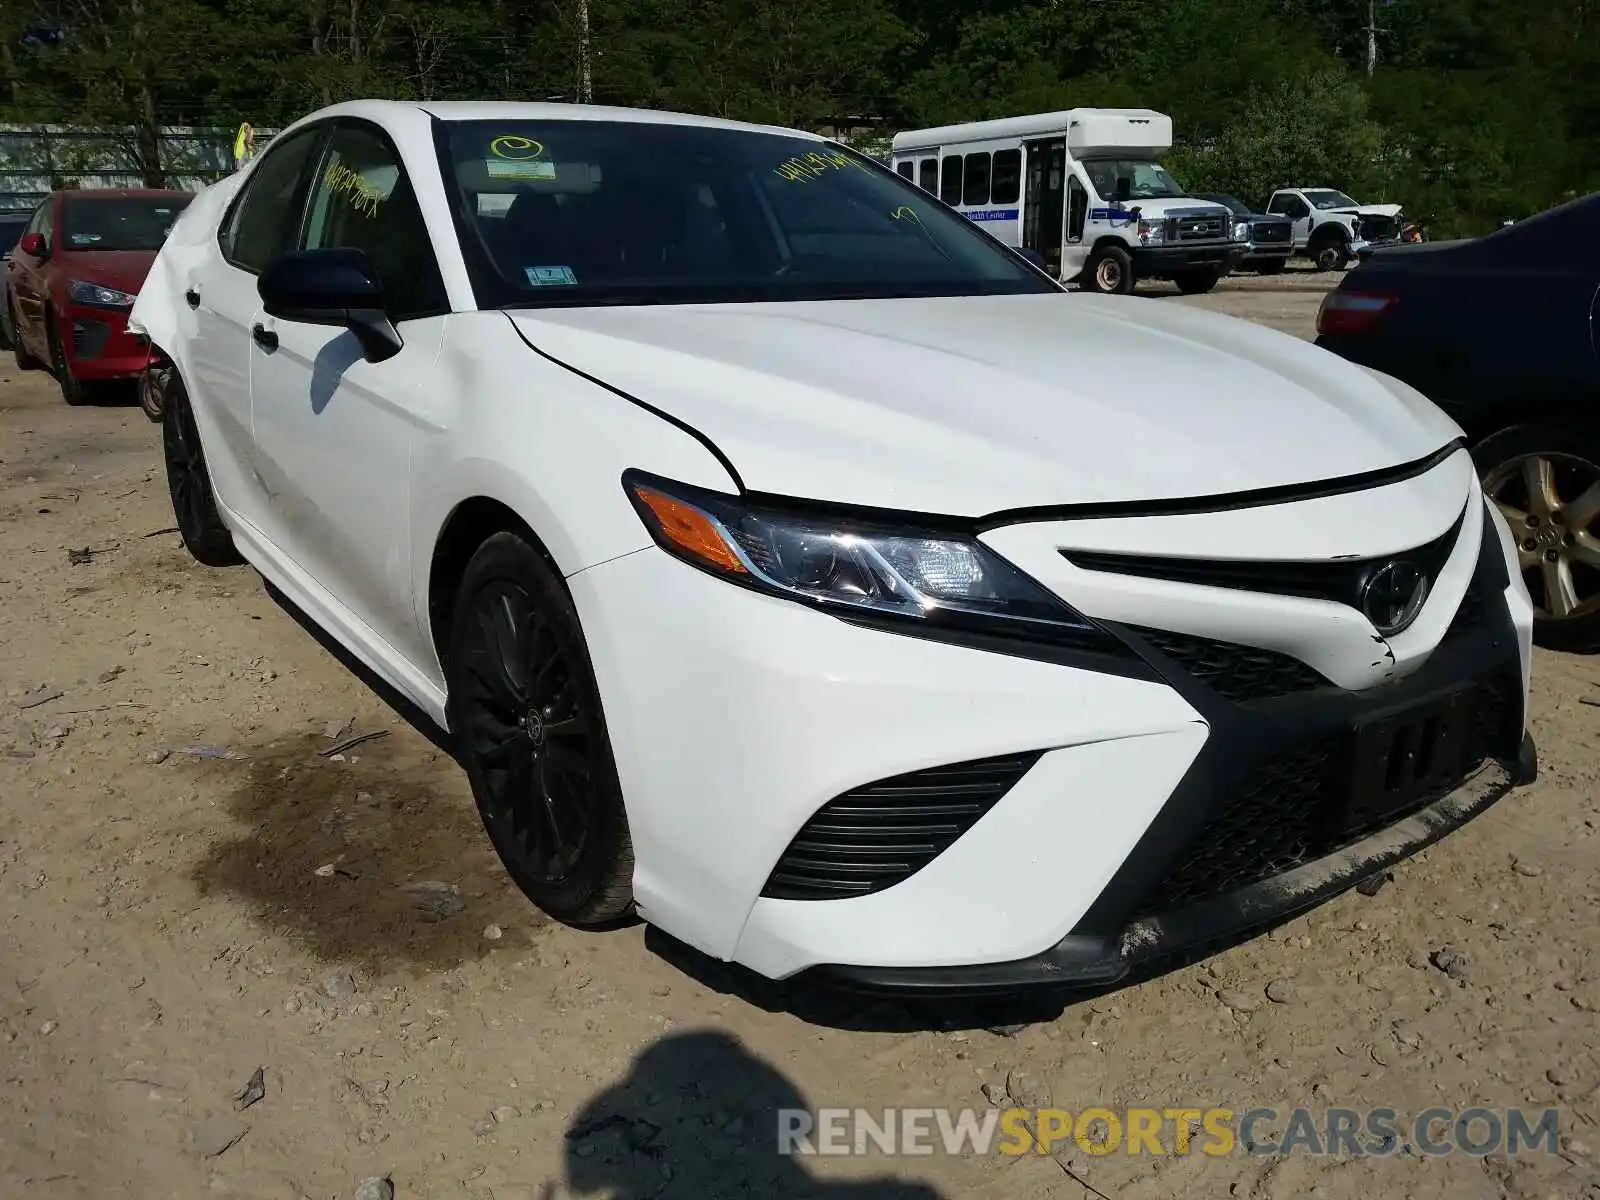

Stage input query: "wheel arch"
[{"left": 426, "top": 494, "right": 567, "bottom": 672}]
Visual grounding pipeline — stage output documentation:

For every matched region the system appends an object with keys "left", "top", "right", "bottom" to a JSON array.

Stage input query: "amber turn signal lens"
[{"left": 630, "top": 484, "right": 748, "bottom": 575}]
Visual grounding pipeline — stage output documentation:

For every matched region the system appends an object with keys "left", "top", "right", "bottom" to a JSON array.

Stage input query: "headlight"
[
  {"left": 623, "top": 472, "right": 1126, "bottom": 653},
  {"left": 69, "top": 279, "right": 135, "bottom": 308},
  {"left": 1232, "top": 220, "right": 1249, "bottom": 242},
  {"left": 1136, "top": 218, "right": 1164, "bottom": 245}
]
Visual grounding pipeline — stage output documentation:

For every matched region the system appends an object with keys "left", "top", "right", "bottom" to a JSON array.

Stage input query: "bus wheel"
[{"left": 1083, "top": 246, "right": 1134, "bottom": 295}]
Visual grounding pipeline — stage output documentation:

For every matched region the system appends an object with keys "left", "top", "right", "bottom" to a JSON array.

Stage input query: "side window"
[
  {"left": 939, "top": 155, "right": 963, "bottom": 206},
  {"left": 224, "top": 128, "right": 323, "bottom": 273},
  {"left": 895, "top": 161, "right": 913, "bottom": 180},
  {"left": 918, "top": 159, "right": 937, "bottom": 193},
  {"left": 25, "top": 202, "right": 45, "bottom": 236},
  {"left": 1067, "top": 177, "right": 1087, "bottom": 244},
  {"left": 1266, "top": 193, "right": 1291, "bottom": 215},
  {"left": 301, "top": 122, "right": 447, "bottom": 322},
  {"left": 991, "top": 149, "right": 1022, "bottom": 205},
  {"left": 963, "top": 153, "right": 991, "bottom": 206}
]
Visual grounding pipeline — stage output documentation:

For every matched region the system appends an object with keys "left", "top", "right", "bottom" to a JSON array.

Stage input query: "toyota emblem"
[{"left": 1360, "top": 560, "right": 1429, "bottom": 636}]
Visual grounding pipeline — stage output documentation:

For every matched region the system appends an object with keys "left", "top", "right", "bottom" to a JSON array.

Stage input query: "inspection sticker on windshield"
[
  {"left": 525, "top": 265, "right": 578, "bottom": 287},
  {"left": 488, "top": 159, "right": 555, "bottom": 181}
]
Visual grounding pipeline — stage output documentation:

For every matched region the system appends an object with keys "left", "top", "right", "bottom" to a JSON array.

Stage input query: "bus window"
[
  {"left": 896, "top": 161, "right": 913, "bottom": 180},
  {"left": 963, "top": 153, "right": 991, "bottom": 206},
  {"left": 918, "top": 158, "right": 937, "bottom": 193},
  {"left": 992, "top": 149, "right": 1021, "bottom": 205},
  {"left": 940, "top": 155, "right": 963, "bottom": 205}
]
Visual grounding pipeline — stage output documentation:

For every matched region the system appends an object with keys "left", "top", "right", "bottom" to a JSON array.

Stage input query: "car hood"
[
  {"left": 58, "top": 249, "right": 157, "bottom": 294},
  {"left": 507, "top": 293, "right": 1462, "bottom": 516},
  {"left": 1328, "top": 203, "right": 1403, "bottom": 219}
]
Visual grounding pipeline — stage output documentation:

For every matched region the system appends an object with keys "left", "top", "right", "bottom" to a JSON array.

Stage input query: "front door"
[
  {"left": 9, "top": 200, "right": 51, "bottom": 353},
  {"left": 1021, "top": 138, "right": 1066, "bottom": 279},
  {"left": 248, "top": 119, "right": 451, "bottom": 662},
  {"left": 1064, "top": 175, "right": 1090, "bottom": 281},
  {"left": 187, "top": 124, "right": 327, "bottom": 532}
]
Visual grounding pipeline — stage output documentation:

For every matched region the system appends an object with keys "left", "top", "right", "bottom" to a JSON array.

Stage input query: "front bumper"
[
  {"left": 1130, "top": 243, "right": 1242, "bottom": 273},
  {"left": 61, "top": 303, "right": 148, "bottom": 379},
  {"left": 569, "top": 473, "right": 1534, "bottom": 989}
]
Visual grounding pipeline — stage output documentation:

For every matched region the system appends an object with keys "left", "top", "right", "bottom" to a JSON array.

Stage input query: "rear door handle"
[
  {"left": 251, "top": 323, "right": 278, "bottom": 351},
  {"left": 184, "top": 287, "right": 200, "bottom": 309}
]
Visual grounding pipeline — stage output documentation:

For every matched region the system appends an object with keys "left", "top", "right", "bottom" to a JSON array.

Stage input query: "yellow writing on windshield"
[
  {"left": 890, "top": 205, "right": 923, "bottom": 224},
  {"left": 772, "top": 149, "right": 869, "bottom": 183},
  {"left": 490, "top": 135, "right": 545, "bottom": 161},
  {"left": 324, "top": 163, "right": 385, "bottom": 218}
]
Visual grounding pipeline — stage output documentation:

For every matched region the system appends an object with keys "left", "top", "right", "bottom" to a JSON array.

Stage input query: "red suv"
[{"left": 7, "top": 188, "right": 192, "bottom": 405}]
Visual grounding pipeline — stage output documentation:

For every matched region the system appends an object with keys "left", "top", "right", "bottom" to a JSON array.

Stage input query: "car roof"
[{"left": 307, "top": 98, "right": 822, "bottom": 143}]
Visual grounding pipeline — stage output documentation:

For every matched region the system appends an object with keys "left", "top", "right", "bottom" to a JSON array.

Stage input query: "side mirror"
[
  {"left": 18, "top": 232, "right": 47, "bottom": 258},
  {"left": 258, "top": 247, "right": 402, "bottom": 363}
]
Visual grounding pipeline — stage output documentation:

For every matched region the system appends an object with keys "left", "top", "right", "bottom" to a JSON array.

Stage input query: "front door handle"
[
  {"left": 184, "top": 287, "right": 200, "bottom": 309},
  {"left": 251, "top": 323, "right": 278, "bottom": 351}
]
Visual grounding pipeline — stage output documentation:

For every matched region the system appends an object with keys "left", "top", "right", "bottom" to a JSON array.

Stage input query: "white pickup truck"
[{"left": 1264, "top": 187, "right": 1404, "bottom": 271}]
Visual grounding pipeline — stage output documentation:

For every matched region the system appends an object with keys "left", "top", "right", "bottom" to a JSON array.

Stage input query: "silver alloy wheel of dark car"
[{"left": 1483, "top": 451, "right": 1600, "bottom": 623}]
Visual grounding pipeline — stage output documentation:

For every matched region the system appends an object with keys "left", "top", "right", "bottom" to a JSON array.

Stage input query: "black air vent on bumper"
[
  {"left": 1132, "top": 627, "right": 1332, "bottom": 702},
  {"left": 761, "top": 752, "right": 1042, "bottom": 901}
]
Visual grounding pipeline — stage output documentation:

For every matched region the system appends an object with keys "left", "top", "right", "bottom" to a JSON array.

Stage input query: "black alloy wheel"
[
  {"left": 447, "top": 532, "right": 634, "bottom": 926},
  {"left": 161, "top": 371, "right": 242, "bottom": 566}
]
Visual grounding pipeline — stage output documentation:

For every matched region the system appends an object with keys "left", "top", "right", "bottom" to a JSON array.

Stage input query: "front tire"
[
  {"left": 446, "top": 531, "right": 635, "bottom": 927},
  {"left": 1309, "top": 231, "right": 1351, "bottom": 272},
  {"left": 1173, "top": 268, "right": 1223, "bottom": 295},
  {"left": 1475, "top": 423, "right": 1600, "bottom": 652},
  {"left": 10, "top": 294, "right": 42, "bottom": 370},
  {"left": 162, "top": 371, "right": 242, "bottom": 566},
  {"left": 46, "top": 314, "right": 85, "bottom": 406},
  {"left": 1082, "top": 245, "right": 1135, "bottom": 295}
]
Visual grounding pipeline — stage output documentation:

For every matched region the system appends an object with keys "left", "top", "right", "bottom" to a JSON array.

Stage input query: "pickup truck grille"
[
  {"left": 1252, "top": 220, "right": 1293, "bottom": 244},
  {"left": 1356, "top": 213, "right": 1400, "bottom": 241}
]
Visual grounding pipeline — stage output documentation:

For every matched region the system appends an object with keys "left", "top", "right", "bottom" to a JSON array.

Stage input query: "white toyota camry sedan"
[{"left": 132, "top": 100, "right": 1537, "bottom": 994}]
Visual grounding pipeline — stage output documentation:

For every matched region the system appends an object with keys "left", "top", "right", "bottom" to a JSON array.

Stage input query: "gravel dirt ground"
[{"left": 1, "top": 268, "right": 1598, "bottom": 1200}]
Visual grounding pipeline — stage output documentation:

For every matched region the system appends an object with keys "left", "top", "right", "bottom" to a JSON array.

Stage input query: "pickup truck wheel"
[
  {"left": 1476, "top": 423, "right": 1600, "bottom": 652},
  {"left": 1083, "top": 245, "right": 1134, "bottom": 295},
  {"left": 1309, "top": 231, "right": 1351, "bottom": 272},
  {"left": 1173, "top": 268, "right": 1223, "bottom": 295},
  {"left": 447, "top": 531, "right": 635, "bottom": 928}
]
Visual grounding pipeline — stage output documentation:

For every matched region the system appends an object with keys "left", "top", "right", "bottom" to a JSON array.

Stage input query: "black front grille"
[
  {"left": 1252, "top": 221, "right": 1293, "bottom": 243},
  {"left": 1133, "top": 627, "right": 1331, "bottom": 703},
  {"left": 1356, "top": 214, "right": 1400, "bottom": 241},
  {"left": 1066, "top": 507, "right": 1465, "bottom": 613},
  {"left": 1136, "top": 677, "right": 1520, "bottom": 918},
  {"left": 762, "top": 752, "right": 1042, "bottom": 901},
  {"left": 1172, "top": 214, "right": 1226, "bottom": 241}
]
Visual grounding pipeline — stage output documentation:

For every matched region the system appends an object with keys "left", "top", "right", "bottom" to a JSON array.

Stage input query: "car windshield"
[
  {"left": 1081, "top": 159, "right": 1185, "bottom": 201},
  {"left": 60, "top": 195, "right": 191, "bottom": 251},
  {"left": 438, "top": 120, "right": 1054, "bottom": 308},
  {"left": 1303, "top": 189, "right": 1358, "bottom": 210}
]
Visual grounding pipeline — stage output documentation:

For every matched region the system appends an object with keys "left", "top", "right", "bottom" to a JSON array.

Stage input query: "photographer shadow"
[{"left": 558, "top": 1029, "right": 945, "bottom": 1199}]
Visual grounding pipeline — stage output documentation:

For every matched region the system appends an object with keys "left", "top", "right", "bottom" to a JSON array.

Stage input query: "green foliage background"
[{"left": 1, "top": 0, "right": 1593, "bottom": 234}]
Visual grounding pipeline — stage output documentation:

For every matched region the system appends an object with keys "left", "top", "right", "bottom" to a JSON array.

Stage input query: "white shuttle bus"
[{"left": 890, "top": 109, "right": 1241, "bottom": 295}]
